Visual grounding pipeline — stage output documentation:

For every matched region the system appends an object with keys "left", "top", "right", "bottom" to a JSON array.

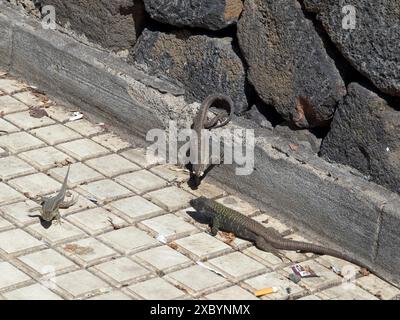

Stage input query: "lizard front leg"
[{"left": 210, "top": 217, "right": 221, "bottom": 236}]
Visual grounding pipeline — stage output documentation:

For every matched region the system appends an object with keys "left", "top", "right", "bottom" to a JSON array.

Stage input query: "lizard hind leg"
[
  {"left": 255, "top": 236, "right": 284, "bottom": 261},
  {"left": 53, "top": 209, "right": 63, "bottom": 226}
]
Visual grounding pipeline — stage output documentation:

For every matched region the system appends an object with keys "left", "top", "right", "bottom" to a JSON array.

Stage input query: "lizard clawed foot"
[{"left": 53, "top": 217, "right": 63, "bottom": 226}]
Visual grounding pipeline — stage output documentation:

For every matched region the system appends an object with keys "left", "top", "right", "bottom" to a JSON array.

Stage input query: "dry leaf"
[
  {"left": 359, "top": 268, "right": 370, "bottom": 276},
  {"left": 219, "top": 231, "right": 236, "bottom": 244},
  {"left": 29, "top": 107, "right": 49, "bottom": 118},
  {"left": 168, "top": 242, "right": 178, "bottom": 250},
  {"left": 289, "top": 143, "right": 299, "bottom": 151}
]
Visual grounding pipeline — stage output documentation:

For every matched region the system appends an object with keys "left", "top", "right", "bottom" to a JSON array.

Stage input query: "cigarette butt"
[{"left": 254, "top": 287, "right": 278, "bottom": 297}]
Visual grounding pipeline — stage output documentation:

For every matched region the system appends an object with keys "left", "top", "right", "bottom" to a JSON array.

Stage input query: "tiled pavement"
[{"left": 0, "top": 72, "right": 399, "bottom": 300}]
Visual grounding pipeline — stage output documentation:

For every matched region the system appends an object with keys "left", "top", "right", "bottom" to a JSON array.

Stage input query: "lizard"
[
  {"left": 29, "top": 165, "right": 76, "bottom": 225},
  {"left": 190, "top": 196, "right": 374, "bottom": 271},
  {"left": 190, "top": 94, "right": 234, "bottom": 187}
]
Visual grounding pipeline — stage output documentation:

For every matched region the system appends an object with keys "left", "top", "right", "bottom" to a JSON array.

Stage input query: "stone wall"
[{"left": 7, "top": 0, "right": 400, "bottom": 194}]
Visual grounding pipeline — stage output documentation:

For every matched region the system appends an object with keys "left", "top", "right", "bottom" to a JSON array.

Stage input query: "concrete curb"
[{"left": 1, "top": 3, "right": 399, "bottom": 287}]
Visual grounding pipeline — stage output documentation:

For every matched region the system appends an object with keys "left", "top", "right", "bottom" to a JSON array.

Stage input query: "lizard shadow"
[
  {"left": 185, "top": 209, "right": 212, "bottom": 226},
  {"left": 28, "top": 214, "right": 53, "bottom": 229}
]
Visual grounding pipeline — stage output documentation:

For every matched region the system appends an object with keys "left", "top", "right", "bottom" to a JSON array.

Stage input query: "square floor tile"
[
  {"left": 145, "top": 187, "right": 194, "bottom": 212},
  {"left": 57, "top": 139, "right": 109, "bottom": 161},
  {"left": 165, "top": 265, "right": 229, "bottom": 297},
  {"left": 0, "top": 79, "right": 26, "bottom": 94},
  {"left": 0, "top": 156, "right": 36, "bottom": 180},
  {"left": 2, "top": 283, "right": 62, "bottom": 300},
  {"left": 139, "top": 214, "right": 199, "bottom": 242},
  {"left": 67, "top": 207, "right": 127, "bottom": 236},
  {"left": 91, "top": 257, "right": 152, "bottom": 287},
  {"left": 0, "top": 183, "right": 25, "bottom": 205},
  {"left": 50, "top": 270, "right": 110, "bottom": 299},
  {"left": 8, "top": 173, "right": 61, "bottom": 198},
  {"left": 205, "top": 286, "right": 258, "bottom": 300},
  {"left": 92, "top": 133, "right": 131, "bottom": 152},
  {"left": 115, "top": 170, "right": 167, "bottom": 195},
  {"left": 128, "top": 277, "right": 186, "bottom": 300},
  {"left": 85, "top": 154, "right": 140, "bottom": 177},
  {"left": 107, "top": 196, "right": 164, "bottom": 223},
  {"left": 99, "top": 226, "right": 160, "bottom": 255},
  {"left": 27, "top": 221, "right": 86, "bottom": 245},
  {"left": 206, "top": 252, "right": 267, "bottom": 282},
  {"left": 121, "top": 148, "right": 164, "bottom": 168},
  {"left": 280, "top": 260, "right": 342, "bottom": 293},
  {"left": 243, "top": 272, "right": 305, "bottom": 300},
  {"left": 59, "top": 238, "right": 117, "bottom": 268},
  {"left": 174, "top": 233, "right": 232, "bottom": 260},
  {"left": 0, "top": 262, "right": 32, "bottom": 292},
  {"left": 150, "top": 165, "right": 189, "bottom": 183},
  {"left": 0, "top": 95, "right": 29, "bottom": 115},
  {"left": 133, "top": 245, "right": 192, "bottom": 274},
  {"left": 0, "top": 132, "right": 45, "bottom": 153},
  {"left": 65, "top": 119, "right": 104, "bottom": 137},
  {"left": 18, "top": 248, "right": 78, "bottom": 276},
  {"left": 317, "top": 285, "right": 379, "bottom": 300},
  {"left": 242, "top": 246, "right": 288, "bottom": 270},
  {"left": 316, "top": 254, "right": 360, "bottom": 274},
  {"left": 88, "top": 290, "right": 133, "bottom": 300},
  {"left": 0, "top": 200, "right": 41, "bottom": 227},
  {"left": 48, "top": 162, "right": 103, "bottom": 187},
  {"left": 254, "top": 214, "right": 294, "bottom": 235},
  {"left": 19, "top": 147, "right": 73, "bottom": 171},
  {"left": 216, "top": 196, "right": 259, "bottom": 216},
  {"left": 31, "top": 124, "right": 81, "bottom": 145},
  {"left": 181, "top": 181, "right": 226, "bottom": 199},
  {"left": 12, "top": 91, "right": 45, "bottom": 107},
  {"left": 0, "top": 217, "right": 13, "bottom": 232},
  {"left": 356, "top": 275, "right": 400, "bottom": 300},
  {"left": 78, "top": 179, "right": 132, "bottom": 203},
  {"left": 0, "top": 229, "right": 45, "bottom": 255},
  {"left": 45, "top": 105, "right": 73, "bottom": 123},
  {"left": 0, "top": 118, "right": 19, "bottom": 133},
  {"left": 4, "top": 111, "right": 55, "bottom": 130}
]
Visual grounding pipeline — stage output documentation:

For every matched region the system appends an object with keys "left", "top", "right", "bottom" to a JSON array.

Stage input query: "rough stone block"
[
  {"left": 41, "top": 0, "right": 146, "bottom": 52},
  {"left": 143, "top": 0, "right": 243, "bottom": 30},
  {"left": 237, "top": 0, "right": 346, "bottom": 127},
  {"left": 131, "top": 29, "right": 248, "bottom": 113},
  {"left": 321, "top": 83, "right": 400, "bottom": 194}
]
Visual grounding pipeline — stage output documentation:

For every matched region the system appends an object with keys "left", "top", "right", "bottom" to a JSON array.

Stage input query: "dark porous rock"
[
  {"left": 321, "top": 83, "right": 400, "bottom": 194},
  {"left": 143, "top": 0, "right": 243, "bottom": 30},
  {"left": 304, "top": 0, "right": 400, "bottom": 97},
  {"left": 237, "top": 0, "right": 346, "bottom": 128},
  {"left": 131, "top": 29, "right": 248, "bottom": 113},
  {"left": 41, "top": 0, "right": 146, "bottom": 52}
]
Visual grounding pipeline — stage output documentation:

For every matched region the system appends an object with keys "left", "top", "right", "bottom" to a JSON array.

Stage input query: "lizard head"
[{"left": 190, "top": 197, "right": 215, "bottom": 218}]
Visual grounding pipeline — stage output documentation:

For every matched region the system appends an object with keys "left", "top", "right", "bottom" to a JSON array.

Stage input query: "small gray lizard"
[
  {"left": 190, "top": 94, "right": 234, "bottom": 187},
  {"left": 30, "top": 165, "right": 76, "bottom": 224}
]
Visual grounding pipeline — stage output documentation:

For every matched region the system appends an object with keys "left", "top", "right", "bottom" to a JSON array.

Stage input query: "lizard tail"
[{"left": 272, "top": 238, "right": 371, "bottom": 270}]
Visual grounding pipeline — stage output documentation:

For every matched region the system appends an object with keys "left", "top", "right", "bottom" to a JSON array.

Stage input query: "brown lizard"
[
  {"left": 190, "top": 197, "right": 375, "bottom": 272},
  {"left": 29, "top": 165, "right": 76, "bottom": 225},
  {"left": 190, "top": 94, "right": 234, "bottom": 187}
]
